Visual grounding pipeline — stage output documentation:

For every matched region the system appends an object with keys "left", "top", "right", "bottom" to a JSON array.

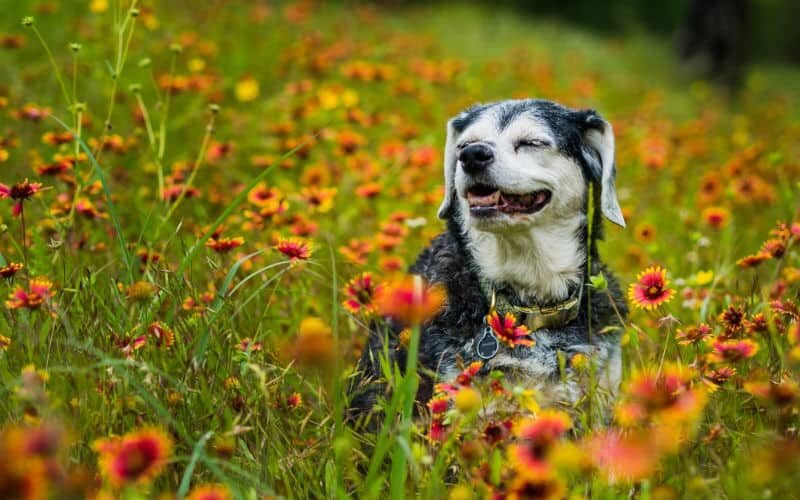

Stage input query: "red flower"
[
  {"left": 0, "top": 179, "right": 43, "bottom": 217},
  {"left": 508, "top": 411, "right": 571, "bottom": 476},
  {"left": 205, "top": 236, "right": 245, "bottom": 253},
  {"left": 455, "top": 361, "right": 484, "bottom": 386},
  {"left": 94, "top": 428, "right": 172, "bottom": 487},
  {"left": 342, "top": 272, "right": 383, "bottom": 316},
  {"left": 628, "top": 266, "right": 674, "bottom": 310},
  {"left": 6, "top": 278, "right": 54, "bottom": 310},
  {"left": 486, "top": 311, "right": 533, "bottom": 348},
  {"left": 709, "top": 339, "right": 759, "bottom": 363},
  {"left": 0, "top": 262, "right": 23, "bottom": 279},
  {"left": 286, "top": 392, "right": 302, "bottom": 409},
  {"left": 374, "top": 276, "right": 445, "bottom": 324},
  {"left": 274, "top": 237, "right": 313, "bottom": 262}
]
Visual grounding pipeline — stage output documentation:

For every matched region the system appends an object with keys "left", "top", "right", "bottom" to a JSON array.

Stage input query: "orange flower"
[
  {"left": 374, "top": 275, "right": 445, "bottom": 325},
  {"left": 286, "top": 392, "right": 303, "bottom": 409},
  {"left": 708, "top": 339, "right": 759, "bottom": 363},
  {"left": 94, "top": 428, "right": 172, "bottom": 487},
  {"left": 206, "top": 236, "right": 245, "bottom": 253},
  {"left": 504, "top": 472, "right": 565, "bottom": 500},
  {"left": 274, "top": 237, "right": 313, "bottom": 261},
  {"left": 147, "top": 322, "right": 175, "bottom": 349},
  {"left": 300, "top": 186, "right": 336, "bottom": 213},
  {"left": 737, "top": 252, "right": 771, "bottom": 268},
  {"left": 627, "top": 266, "right": 674, "bottom": 310},
  {"left": 6, "top": 278, "right": 54, "bottom": 310},
  {"left": 188, "top": 484, "right": 232, "bottom": 500},
  {"left": 585, "top": 430, "right": 659, "bottom": 483},
  {"left": 486, "top": 311, "right": 533, "bottom": 348},
  {"left": 616, "top": 363, "right": 705, "bottom": 426},
  {"left": 342, "top": 272, "right": 383, "bottom": 316},
  {"left": 508, "top": 411, "right": 572, "bottom": 477},
  {"left": 702, "top": 206, "right": 731, "bottom": 229}
]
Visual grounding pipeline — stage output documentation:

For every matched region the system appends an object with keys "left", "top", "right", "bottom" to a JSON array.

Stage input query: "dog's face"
[{"left": 438, "top": 99, "right": 625, "bottom": 233}]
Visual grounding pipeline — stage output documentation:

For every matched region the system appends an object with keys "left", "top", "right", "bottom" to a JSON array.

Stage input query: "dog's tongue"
[{"left": 467, "top": 190, "right": 500, "bottom": 207}]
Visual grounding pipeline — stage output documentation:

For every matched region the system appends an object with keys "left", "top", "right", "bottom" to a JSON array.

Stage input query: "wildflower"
[
  {"left": 286, "top": 392, "right": 302, "bottom": 409},
  {"left": 616, "top": 364, "right": 705, "bottom": 426},
  {"left": 374, "top": 275, "right": 445, "bottom": 325},
  {"left": 342, "top": 272, "right": 383, "bottom": 316},
  {"left": 708, "top": 339, "right": 759, "bottom": 363},
  {"left": 293, "top": 317, "right": 334, "bottom": 367},
  {"left": 300, "top": 186, "right": 337, "bottom": 213},
  {"left": 454, "top": 387, "right": 481, "bottom": 413},
  {"left": 0, "top": 179, "right": 43, "bottom": 216},
  {"left": 427, "top": 394, "right": 449, "bottom": 416},
  {"left": 482, "top": 420, "right": 513, "bottom": 445},
  {"left": 744, "top": 313, "right": 769, "bottom": 336},
  {"left": 355, "top": 182, "right": 382, "bottom": 199},
  {"left": 486, "top": 311, "right": 534, "bottom": 348},
  {"left": 0, "top": 262, "right": 23, "bottom": 278},
  {"left": 6, "top": 278, "right": 54, "bottom": 310},
  {"left": 339, "top": 238, "right": 373, "bottom": 265},
  {"left": 508, "top": 411, "right": 572, "bottom": 476},
  {"left": 126, "top": 281, "right": 156, "bottom": 303},
  {"left": 455, "top": 361, "right": 483, "bottom": 386},
  {"left": 585, "top": 430, "right": 659, "bottom": 483},
  {"left": 744, "top": 379, "right": 798, "bottom": 407},
  {"left": 675, "top": 323, "right": 711, "bottom": 345},
  {"left": 237, "top": 338, "right": 263, "bottom": 353},
  {"left": 247, "top": 183, "right": 282, "bottom": 207},
  {"left": 719, "top": 305, "right": 745, "bottom": 337},
  {"left": 698, "top": 172, "right": 722, "bottom": 203},
  {"left": 633, "top": 222, "right": 656, "bottom": 243},
  {"left": 704, "top": 366, "right": 736, "bottom": 387},
  {"left": 206, "top": 236, "right": 245, "bottom": 253},
  {"left": 94, "top": 428, "right": 172, "bottom": 487},
  {"left": 701, "top": 206, "right": 730, "bottom": 229},
  {"left": 504, "top": 473, "right": 566, "bottom": 500},
  {"left": 0, "top": 335, "right": 10, "bottom": 350},
  {"left": 628, "top": 266, "right": 674, "bottom": 310},
  {"left": 147, "top": 322, "right": 175, "bottom": 349},
  {"left": 235, "top": 76, "right": 259, "bottom": 102},
  {"left": 737, "top": 252, "right": 770, "bottom": 268},
  {"left": 429, "top": 419, "right": 449, "bottom": 442},
  {"left": 188, "top": 484, "right": 232, "bottom": 500},
  {"left": 274, "top": 237, "right": 313, "bottom": 262}
]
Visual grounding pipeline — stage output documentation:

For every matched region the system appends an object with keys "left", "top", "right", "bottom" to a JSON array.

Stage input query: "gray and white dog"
[{"left": 349, "top": 99, "right": 628, "bottom": 425}]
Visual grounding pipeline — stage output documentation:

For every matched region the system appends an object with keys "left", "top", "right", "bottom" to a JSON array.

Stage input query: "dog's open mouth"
[{"left": 466, "top": 184, "right": 552, "bottom": 216}]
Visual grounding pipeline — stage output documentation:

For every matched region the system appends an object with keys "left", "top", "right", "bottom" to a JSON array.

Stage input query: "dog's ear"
[
  {"left": 581, "top": 111, "right": 626, "bottom": 228},
  {"left": 437, "top": 118, "right": 458, "bottom": 220}
]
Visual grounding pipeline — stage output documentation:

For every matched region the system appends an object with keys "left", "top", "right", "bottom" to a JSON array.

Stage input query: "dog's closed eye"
[{"left": 513, "top": 138, "right": 552, "bottom": 152}]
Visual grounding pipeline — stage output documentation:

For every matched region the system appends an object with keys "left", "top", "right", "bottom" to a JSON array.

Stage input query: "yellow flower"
[
  {"left": 694, "top": 270, "right": 714, "bottom": 286},
  {"left": 90, "top": 0, "right": 108, "bottom": 13},
  {"left": 235, "top": 77, "right": 260, "bottom": 102},
  {"left": 454, "top": 387, "right": 481, "bottom": 413},
  {"left": 188, "top": 58, "right": 206, "bottom": 73}
]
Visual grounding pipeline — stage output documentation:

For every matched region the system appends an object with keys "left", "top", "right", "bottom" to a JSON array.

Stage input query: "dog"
[{"left": 348, "top": 99, "right": 628, "bottom": 427}]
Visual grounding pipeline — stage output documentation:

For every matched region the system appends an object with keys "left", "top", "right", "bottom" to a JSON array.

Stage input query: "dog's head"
[{"left": 438, "top": 99, "right": 625, "bottom": 234}]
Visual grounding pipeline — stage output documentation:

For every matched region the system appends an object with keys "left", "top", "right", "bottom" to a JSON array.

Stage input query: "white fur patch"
[{"left": 452, "top": 110, "right": 588, "bottom": 302}]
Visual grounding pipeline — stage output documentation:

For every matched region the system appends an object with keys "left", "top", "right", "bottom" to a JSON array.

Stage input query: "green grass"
[{"left": 0, "top": 1, "right": 799, "bottom": 498}]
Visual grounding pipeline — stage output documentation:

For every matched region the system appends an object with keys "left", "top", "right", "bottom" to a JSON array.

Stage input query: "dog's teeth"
[{"left": 534, "top": 191, "right": 547, "bottom": 204}]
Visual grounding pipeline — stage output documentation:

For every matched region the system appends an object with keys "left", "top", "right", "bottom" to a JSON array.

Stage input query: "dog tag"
[{"left": 476, "top": 325, "right": 499, "bottom": 360}]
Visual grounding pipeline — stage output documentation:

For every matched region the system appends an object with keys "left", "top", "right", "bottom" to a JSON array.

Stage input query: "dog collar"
[{"left": 474, "top": 279, "right": 583, "bottom": 360}]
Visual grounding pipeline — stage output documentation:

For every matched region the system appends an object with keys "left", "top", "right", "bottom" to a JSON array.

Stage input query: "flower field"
[{"left": 1, "top": 1, "right": 800, "bottom": 498}]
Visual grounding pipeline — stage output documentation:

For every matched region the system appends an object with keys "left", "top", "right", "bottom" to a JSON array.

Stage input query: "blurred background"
[{"left": 380, "top": 0, "right": 800, "bottom": 86}]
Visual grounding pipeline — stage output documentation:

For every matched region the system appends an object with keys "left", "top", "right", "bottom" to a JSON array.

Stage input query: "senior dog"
[{"left": 348, "top": 99, "right": 628, "bottom": 426}]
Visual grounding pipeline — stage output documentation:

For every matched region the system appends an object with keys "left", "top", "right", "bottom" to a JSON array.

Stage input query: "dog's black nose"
[{"left": 459, "top": 143, "right": 494, "bottom": 174}]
